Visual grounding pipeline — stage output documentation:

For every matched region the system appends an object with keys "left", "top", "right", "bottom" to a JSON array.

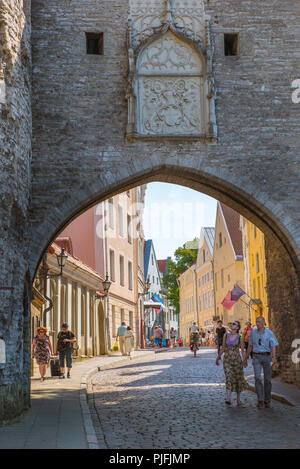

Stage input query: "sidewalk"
[
  {"left": 0, "top": 350, "right": 155, "bottom": 449},
  {"left": 246, "top": 374, "right": 300, "bottom": 407}
]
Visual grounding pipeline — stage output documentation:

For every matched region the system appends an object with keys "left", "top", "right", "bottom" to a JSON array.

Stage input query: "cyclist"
[{"left": 189, "top": 322, "right": 200, "bottom": 353}]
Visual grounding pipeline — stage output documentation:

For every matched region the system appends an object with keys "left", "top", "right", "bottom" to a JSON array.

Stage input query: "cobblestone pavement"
[{"left": 88, "top": 348, "right": 300, "bottom": 449}]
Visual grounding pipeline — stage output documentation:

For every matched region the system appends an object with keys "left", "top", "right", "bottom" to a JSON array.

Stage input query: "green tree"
[{"left": 162, "top": 239, "right": 198, "bottom": 314}]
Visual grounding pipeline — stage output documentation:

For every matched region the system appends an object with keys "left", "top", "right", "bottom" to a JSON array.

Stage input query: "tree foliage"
[{"left": 162, "top": 239, "right": 198, "bottom": 314}]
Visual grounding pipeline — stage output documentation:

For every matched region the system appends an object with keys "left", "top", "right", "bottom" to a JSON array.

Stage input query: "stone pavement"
[
  {"left": 0, "top": 350, "right": 154, "bottom": 449},
  {"left": 89, "top": 348, "right": 300, "bottom": 449}
]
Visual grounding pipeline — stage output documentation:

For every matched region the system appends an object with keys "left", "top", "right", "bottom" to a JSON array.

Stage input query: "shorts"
[
  {"left": 154, "top": 338, "right": 160, "bottom": 345},
  {"left": 59, "top": 349, "right": 73, "bottom": 368}
]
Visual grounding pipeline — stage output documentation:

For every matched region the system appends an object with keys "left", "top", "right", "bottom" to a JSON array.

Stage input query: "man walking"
[
  {"left": 116, "top": 321, "right": 127, "bottom": 356},
  {"left": 56, "top": 323, "right": 77, "bottom": 379},
  {"left": 215, "top": 320, "right": 226, "bottom": 355},
  {"left": 244, "top": 316, "right": 278, "bottom": 408}
]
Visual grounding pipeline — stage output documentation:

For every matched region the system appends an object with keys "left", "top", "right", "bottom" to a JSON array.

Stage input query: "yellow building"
[
  {"left": 178, "top": 263, "right": 197, "bottom": 345},
  {"left": 213, "top": 202, "right": 249, "bottom": 327},
  {"left": 196, "top": 228, "right": 215, "bottom": 328},
  {"left": 240, "top": 216, "right": 269, "bottom": 325}
]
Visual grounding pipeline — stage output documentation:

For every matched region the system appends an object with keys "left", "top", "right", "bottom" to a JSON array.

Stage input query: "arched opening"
[{"left": 29, "top": 173, "right": 300, "bottom": 389}]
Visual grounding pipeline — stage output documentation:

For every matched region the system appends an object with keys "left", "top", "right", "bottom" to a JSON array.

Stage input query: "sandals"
[{"left": 225, "top": 400, "right": 231, "bottom": 405}]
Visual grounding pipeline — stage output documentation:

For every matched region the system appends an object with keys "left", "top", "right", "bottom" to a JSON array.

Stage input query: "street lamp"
[
  {"left": 102, "top": 273, "right": 112, "bottom": 294},
  {"left": 102, "top": 273, "right": 112, "bottom": 352},
  {"left": 56, "top": 248, "right": 68, "bottom": 275}
]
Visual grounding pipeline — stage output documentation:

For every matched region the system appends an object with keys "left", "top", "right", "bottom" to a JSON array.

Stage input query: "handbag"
[{"left": 113, "top": 340, "right": 119, "bottom": 352}]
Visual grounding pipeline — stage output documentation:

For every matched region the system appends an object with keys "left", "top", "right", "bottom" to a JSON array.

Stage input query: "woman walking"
[
  {"left": 170, "top": 327, "right": 176, "bottom": 348},
  {"left": 216, "top": 321, "right": 247, "bottom": 406},
  {"left": 124, "top": 326, "right": 135, "bottom": 356},
  {"left": 32, "top": 326, "right": 53, "bottom": 381}
]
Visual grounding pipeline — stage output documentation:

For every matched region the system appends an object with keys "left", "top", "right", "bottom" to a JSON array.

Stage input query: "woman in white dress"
[{"left": 124, "top": 326, "right": 134, "bottom": 356}]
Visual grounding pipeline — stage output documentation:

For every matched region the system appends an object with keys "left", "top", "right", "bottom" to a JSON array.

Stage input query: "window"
[
  {"left": 219, "top": 232, "right": 222, "bottom": 248},
  {"left": 228, "top": 274, "right": 230, "bottom": 283},
  {"left": 256, "top": 252, "right": 260, "bottom": 273},
  {"left": 152, "top": 276, "right": 155, "bottom": 284},
  {"left": 199, "top": 296, "right": 201, "bottom": 311},
  {"left": 224, "top": 33, "right": 239, "bottom": 56},
  {"left": 215, "top": 273, "right": 218, "bottom": 291},
  {"left": 127, "top": 215, "right": 132, "bottom": 243},
  {"left": 121, "top": 308, "right": 125, "bottom": 323},
  {"left": 109, "top": 249, "right": 115, "bottom": 281},
  {"left": 128, "top": 261, "right": 133, "bottom": 290},
  {"left": 127, "top": 191, "right": 131, "bottom": 198},
  {"left": 108, "top": 198, "right": 114, "bottom": 229},
  {"left": 206, "top": 272, "right": 209, "bottom": 283},
  {"left": 203, "top": 249, "right": 206, "bottom": 263},
  {"left": 86, "top": 32, "right": 104, "bottom": 55},
  {"left": 254, "top": 225, "right": 257, "bottom": 239},
  {"left": 118, "top": 205, "right": 123, "bottom": 236},
  {"left": 151, "top": 255, "right": 154, "bottom": 265},
  {"left": 221, "top": 269, "right": 224, "bottom": 288},
  {"left": 120, "top": 255, "right": 124, "bottom": 286}
]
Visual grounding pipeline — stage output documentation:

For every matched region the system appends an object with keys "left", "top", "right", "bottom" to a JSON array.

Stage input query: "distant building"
[
  {"left": 195, "top": 227, "right": 215, "bottom": 328},
  {"left": 213, "top": 202, "right": 248, "bottom": 328},
  {"left": 240, "top": 216, "right": 269, "bottom": 325},
  {"left": 178, "top": 263, "right": 197, "bottom": 346},
  {"left": 144, "top": 240, "right": 166, "bottom": 340},
  {"left": 158, "top": 257, "right": 179, "bottom": 340},
  {"left": 59, "top": 187, "right": 146, "bottom": 351}
]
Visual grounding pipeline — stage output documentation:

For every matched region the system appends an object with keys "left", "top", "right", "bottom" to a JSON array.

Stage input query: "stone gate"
[{"left": 0, "top": 0, "right": 300, "bottom": 422}]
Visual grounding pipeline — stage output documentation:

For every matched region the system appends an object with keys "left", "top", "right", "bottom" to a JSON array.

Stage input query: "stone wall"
[
  {"left": 0, "top": 0, "right": 31, "bottom": 422},
  {"left": 1, "top": 0, "right": 300, "bottom": 422}
]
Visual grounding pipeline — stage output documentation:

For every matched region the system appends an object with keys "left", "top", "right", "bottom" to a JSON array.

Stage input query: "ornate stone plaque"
[{"left": 127, "top": 0, "right": 217, "bottom": 141}]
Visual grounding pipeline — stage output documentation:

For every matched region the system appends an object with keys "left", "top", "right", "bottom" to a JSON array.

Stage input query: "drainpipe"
[{"left": 42, "top": 255, "right": 53, "bottom": 327}]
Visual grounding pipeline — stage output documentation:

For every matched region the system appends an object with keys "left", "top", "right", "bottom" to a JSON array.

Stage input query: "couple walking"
[
  {"left": 216, "top": 317, "right": 278, "bottom": 407},
  {"left": 32, "top": 323, "right": 76, "bottom": 381},
  {"left": 116, "top": 322, "right": 135, "bottom": 356}
]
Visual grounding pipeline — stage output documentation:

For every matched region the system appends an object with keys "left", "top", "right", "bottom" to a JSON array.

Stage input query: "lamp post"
[
  {"left": 102, "top": 273, "right": 112, "bottom": 352},
  {"left": 138, "top": 280, "right": 151, "bottom": 348}
]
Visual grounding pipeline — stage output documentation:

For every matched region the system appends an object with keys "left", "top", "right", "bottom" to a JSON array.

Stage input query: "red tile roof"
[
  {"left": 49, "top": 242, "right": 104, "bottom": 280},
  {"left": 220, "top": 202, "right": 243, "bottom": 256}
]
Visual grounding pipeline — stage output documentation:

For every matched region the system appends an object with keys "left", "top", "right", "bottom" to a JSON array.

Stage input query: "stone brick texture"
[
  {"left": 0, "top": 0, "right": 32, "bottom": 422},
  {"left": 0, "top": 0, "right": 300, "bottom": 421}
]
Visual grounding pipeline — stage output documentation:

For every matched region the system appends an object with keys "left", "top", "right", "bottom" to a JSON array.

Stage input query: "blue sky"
[{"left": 143, "top": 182, "right": 218, "bottom": 260}]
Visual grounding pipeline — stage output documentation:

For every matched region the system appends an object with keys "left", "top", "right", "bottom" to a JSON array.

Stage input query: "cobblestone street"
[{"left": 89, "top": 348, "right": 300, "bottom": 449}]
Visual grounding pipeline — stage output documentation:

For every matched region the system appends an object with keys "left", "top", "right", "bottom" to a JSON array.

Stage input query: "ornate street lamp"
[
  {"left": 56, "top": 248, "right": 68, "bottom": 275},
  {"left": 102, "top": 273, "right": 112, "bottom": 294}
]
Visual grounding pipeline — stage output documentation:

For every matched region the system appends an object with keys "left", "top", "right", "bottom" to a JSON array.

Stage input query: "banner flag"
[
  {"left": 221, "top": 291, "right": 237, "bottom": 310},
  {"left": 230, "top": 284, "right": 246, "bottom": 302}
]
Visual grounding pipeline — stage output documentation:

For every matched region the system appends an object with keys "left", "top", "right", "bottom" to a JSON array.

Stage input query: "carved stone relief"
[
  {"left": 139, "top": 77, "right": 202, "bottom": 136},
  {"left": 127, "top": 0, "right": 217, "bottom": 141}
]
